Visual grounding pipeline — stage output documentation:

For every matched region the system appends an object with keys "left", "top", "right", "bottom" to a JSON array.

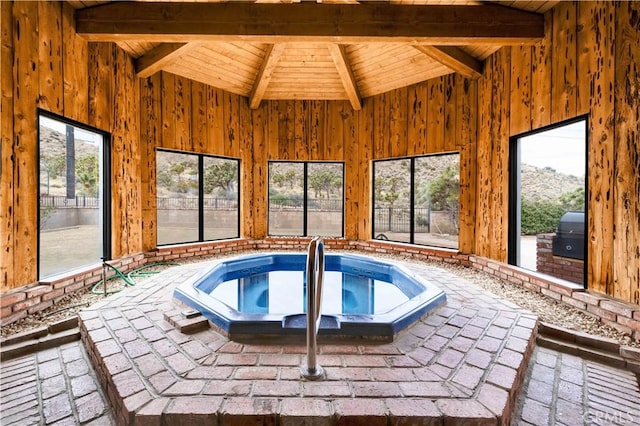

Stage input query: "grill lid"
[{"left": 556, "top": 211, "right": 584, "bottom": 236}]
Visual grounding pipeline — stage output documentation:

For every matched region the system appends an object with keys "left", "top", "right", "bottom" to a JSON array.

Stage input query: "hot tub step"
[{"left": 282, "top": 314, "right": 340, "bottom": 329}]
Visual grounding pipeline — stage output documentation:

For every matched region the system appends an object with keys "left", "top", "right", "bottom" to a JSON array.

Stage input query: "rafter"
[
  {"left": 328, "top": 44, "right": 361, "bottom": 110},
  {"left": 413, "top": 46, "right": 483, "bottom": 79},
  {"left": 135, "top": 43, "right": 200, "bottom": 78},
  {"left": 249, "top": 44, "right": 286, "bottom": 109},
  {"left": 75, "top": 3, "right": 544, "bottom": 44}
]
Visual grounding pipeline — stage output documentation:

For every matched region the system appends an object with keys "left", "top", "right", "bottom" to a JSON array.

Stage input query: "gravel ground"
[{"left": 2, "top": 253, "right": 638, "bottom": 349}]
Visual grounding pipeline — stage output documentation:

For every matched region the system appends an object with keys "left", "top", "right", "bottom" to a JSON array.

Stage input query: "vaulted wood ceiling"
[{"left": 70, "top": 0, "right": 558, "bottom": 109}]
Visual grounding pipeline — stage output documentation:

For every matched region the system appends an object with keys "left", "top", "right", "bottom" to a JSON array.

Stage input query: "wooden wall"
[
  {"left": 138, "top": 72, "right": 477, "bottom": 252},
  {"left": 475, "top": 1, "right": 639, "bottom": 303},
  {"left": 1, "top": 1, "right": 141, "bottom": 291},
  {"left": 2, "top": 1, "right": 637, "bottom": 306}
]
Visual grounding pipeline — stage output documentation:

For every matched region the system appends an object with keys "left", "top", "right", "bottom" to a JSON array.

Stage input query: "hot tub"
[{"left": 173, "top": 253, "right": 446, "bottom": 342}]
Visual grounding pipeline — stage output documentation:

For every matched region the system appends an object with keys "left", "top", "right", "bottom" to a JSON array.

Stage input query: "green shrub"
[{"left": 521, "top": 199, "right": 566, "bottom": 235}]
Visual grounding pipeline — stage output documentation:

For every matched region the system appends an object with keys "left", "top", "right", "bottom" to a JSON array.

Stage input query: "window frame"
[
  {"left": 156, "top": 148, "right": 240, "bottom": 246},
  {"left": 507, "top": 115, "right": 589, "bottom": 288},
  {"left": 37, "top": 110, "right": 112, "bottom": 279},
  {"left": 267, "top": 161, "right": 345, "bottom": 237},
  {"left": 371, "top": 152, "right": 461, "bottom": 248}
]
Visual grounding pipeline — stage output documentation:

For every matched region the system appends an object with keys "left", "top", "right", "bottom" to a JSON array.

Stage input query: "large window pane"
[
  {"left": 307, "top": 163, "right": 344, "bottom": 237},
  {"left": 414, "top": 155, "right": 459, "bottom": 249},
  {"left": 268, "top": 162, "right": 344, "bottom": 237},
  {"left": 157, "top": 151, "right": 199, "bottom": 244},
  {"left": 269, "top": 163, "right": 304, "bottom": 235},
  {"left": 39, "top": 114, "right": 109, "bottom": 278},
  {"left": 203, "top": 157, "right": 239, "bottom": 240},
  {"left": 373, "top": 159, "right": 411, "bottom": 243},
  {"left": 157, "top": 151, "right": 239, "bottom": 245},
  {"left": 510, "top": 119, "right": 586, "bottom": 286},
  {"left": 372, "top": 154, "right": 459, "bottom": 248}
]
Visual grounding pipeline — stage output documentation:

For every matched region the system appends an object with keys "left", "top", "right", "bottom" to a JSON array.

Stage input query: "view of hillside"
[
  {"left": 520, "top": 163, "right": 583, "bottom": 201},
  {"left": 40, "top": 120, "right": 584, "bottom": 209}
]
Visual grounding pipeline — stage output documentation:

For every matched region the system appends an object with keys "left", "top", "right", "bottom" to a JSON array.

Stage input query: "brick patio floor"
[{"left": 1, "top": 257, "right": 639, "bottom": 425}]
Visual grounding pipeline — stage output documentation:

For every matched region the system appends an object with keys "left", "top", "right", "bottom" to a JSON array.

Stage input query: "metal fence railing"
[
  {"left": 374, "top": 207, "right": 433, "bottom": 233},
  {"left": 39, "top": 195, "right": 99, "bottom": 208},
  {"left": 269, "top": 198, "right": 342, "bottom": 210},
  {"left": 39, "top": 196, "right": 343, "bottom": 211},
  {"left": 157, "top": 197, "right": 239, "bottom": 210}
]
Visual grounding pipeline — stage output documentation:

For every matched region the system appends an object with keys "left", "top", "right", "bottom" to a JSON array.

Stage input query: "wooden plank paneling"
[
  {"left": 457, "top": 75, "right": 477, "bottom": 254},
  {"left": 576, "top": 0, "right": 594, "bottom": 116},
  {"left": 443, "top": 74, "right": 457, "bottom": 152},
  {"left": 239, "top": 94, "right": 254, "bottom": 237},
  {"left": 509, "top": 45, "right": 532, "bottom": 135},
  {"left": 174, "top": 75, "right": 191, "bottom": 151},
  {"left": 407, "top": 81, "right": 427, "bottom": 156},
  {"left": 294, "top": 101, "right": 307, "bottom": 160},
  {"left": 37, "top": 1, "right": 63, "bottom": 114},
  {"left": 111, "top": 46, "right": 141, "bottom": 257},
  {"left": 308, "top": 100, "right": 324, "bottom": 160},
  {"left": 88, "top": 42, "right": 113, "bottom": 131},
  {"left": 12, "top": 1, "right": 39, "bottom": 284},
  {"left": 160, "top": 72, "right": 176, "bottom": 149},
  {"left": 227, "top": 93, "right": 243, "bottom": 158},
  {"left": 62, "top": 2, "right": 88, "bottom": 122},
  {"left": 251, "top": 104, "right": 268, "bottom": 238},
  {"left": 613, "top": 0, "right": 640, "bottom": 304},
  {"left": 207, "top": 87, "right": 224, "bottom": 153},
  {"left": 356, "top": 98, "right": 373, "bottom": 241},
  {"left": 551, "top": 1, "right": 577, "bottom": 124},
  {"left": 139, "top": 74, "right": 161, "bottom": 251},
  {"left": 343, "top": 101, "right": 359, "bottom": 240},
  {"left": 491, "top": 47, "right": 510, "bottom": 262},
  {"left": 475, "top": 60, "right": 492, "bottom": 258},
  {"left": 587, "top": 1, "right": 614, "bottom": 296},
  {"left": 326, "top": 101, "right": 341, "bottom": 160},
  {"left": 372, "top": 94, "right": 389, "bottom": 159},
  {"left": 1, "top": 0, "right": 14, "bottom": 289},
  {"left": 191, "top": 80, "right": 207, "bottom": 153},
  {"left": 427, "top": 78, "right": 444, "bottom": 153},
  {"left": 531, "top": 10, "right": 552, "bottom": 129},
  {"left": 277, "top": 100, "right": 295, "bottom": 160},
  {"left": 389, "top": 87, "right": 408, "bottom": 158}
]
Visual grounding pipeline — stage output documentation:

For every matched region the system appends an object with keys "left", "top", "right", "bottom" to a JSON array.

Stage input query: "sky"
[
  {"left": 40, "top": 115, "right": 102, "bottom": 145},
  {"left": 518, "top": 120, "right": 586, "bottom": 178}
]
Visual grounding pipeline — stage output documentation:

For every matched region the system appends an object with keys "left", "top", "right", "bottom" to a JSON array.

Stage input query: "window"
[
  {"left": 373, "top": 154, "right": 460, "bottom": 249},
  {"left": 268, "top": 162, "right": 344, "bottom": 237},
  {"left": 38, "top": 112, "right": 110, "bottom": 279},
  {"left": 508, "top": 118, "right": 587, "bottom": 286},
  {"left": 156, "top": 150, "right": 239, "bottom": 245}
]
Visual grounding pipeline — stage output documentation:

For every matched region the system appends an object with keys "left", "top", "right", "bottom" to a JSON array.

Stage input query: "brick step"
[
  {"left": 0, "top": 317, "right": 80, "bottom": 361},
  {"left": 537, "top": 322, "right": 640, "bottom": 373}
]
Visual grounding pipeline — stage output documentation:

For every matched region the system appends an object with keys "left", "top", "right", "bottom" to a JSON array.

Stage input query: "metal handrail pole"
[{"left": 301, "top": 237, "right": 324, "bottom": 380}]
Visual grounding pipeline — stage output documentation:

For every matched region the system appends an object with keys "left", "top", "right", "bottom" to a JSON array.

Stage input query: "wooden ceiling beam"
[
  {"left": 75, "top": 3, "right": 544, "bottom": 44},
  {"left": 136, "top": 42, "right": 200, "bottom": 78},
  {"left": 328, "top": 44, "right": 361, "bottom": 110},
  {"left": 414, "top": 45, "right": 483, "bottom": 79},
  {"left": 249, "top": 43, "right": 286, "bottom": 109}
]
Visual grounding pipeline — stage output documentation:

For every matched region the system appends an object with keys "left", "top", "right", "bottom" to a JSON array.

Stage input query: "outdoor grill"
[{"left": 552, "top": 211, "right": 585, "bottom": 260}]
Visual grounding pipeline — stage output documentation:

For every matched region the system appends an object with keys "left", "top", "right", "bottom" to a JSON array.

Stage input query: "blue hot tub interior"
[{"left": 173, "top": 253, "right": 446, "bottom": 341}]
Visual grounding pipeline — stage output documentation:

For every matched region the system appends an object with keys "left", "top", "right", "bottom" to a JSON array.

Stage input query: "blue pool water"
[{"left": 173, "top": 253, "right": 446, "bottom": 341}]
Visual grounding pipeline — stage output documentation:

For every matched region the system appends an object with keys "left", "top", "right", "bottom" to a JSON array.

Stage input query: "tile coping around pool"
[{"left": 78, "top": 255, "right": 538, "bottom": 425}]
